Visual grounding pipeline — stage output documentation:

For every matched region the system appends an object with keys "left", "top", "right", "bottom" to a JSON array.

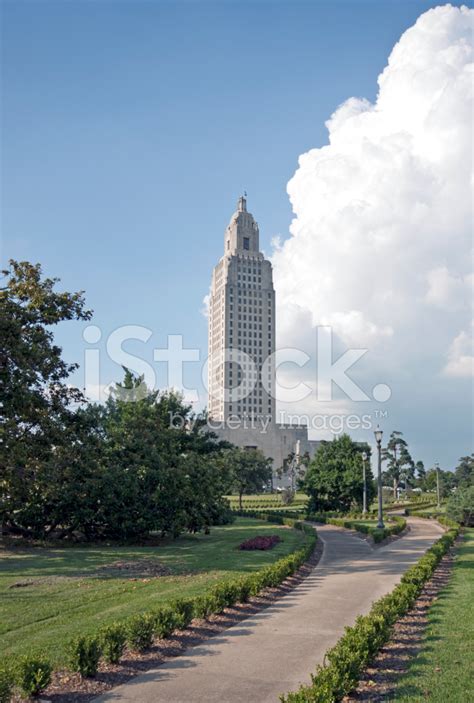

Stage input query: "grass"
[
  {"left": 0, "top": 517, "right": 307, "bottom": 666},
  {"left": 393, "top": 528, "right": 474, "bottom": 702}
]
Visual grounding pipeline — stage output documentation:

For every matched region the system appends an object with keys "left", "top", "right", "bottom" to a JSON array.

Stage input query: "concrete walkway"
[{"left": 95, "top": 518, "right": 443, "bottom": 703}]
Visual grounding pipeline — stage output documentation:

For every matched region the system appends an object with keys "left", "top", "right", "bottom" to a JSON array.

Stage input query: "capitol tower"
[
  {"left": 208, "top": 195, "right": 275, "bottom": 423},
  {"left": 207, "top": 196, "right": 319, "bottom": 481}
]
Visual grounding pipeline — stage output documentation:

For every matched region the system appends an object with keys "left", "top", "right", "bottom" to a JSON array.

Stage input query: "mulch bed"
[
  {"left": 343, "top": 543, "right": 457, "bottom": 701},
  {"left": 14, "top": 538, "right": 323, "bottom": 703}
]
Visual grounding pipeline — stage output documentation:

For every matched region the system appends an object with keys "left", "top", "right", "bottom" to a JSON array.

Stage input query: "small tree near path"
[{"left": 227, "top": 448, "right": 272, "bottom": 510}]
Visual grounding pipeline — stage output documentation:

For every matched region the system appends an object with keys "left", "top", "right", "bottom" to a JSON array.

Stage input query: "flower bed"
[{"left": 239, "top": 535, "right": 281, "bottom": 550}]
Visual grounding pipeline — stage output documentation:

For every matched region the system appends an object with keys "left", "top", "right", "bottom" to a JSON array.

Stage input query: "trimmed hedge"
[
  {"left": 280, "top": 524, "right": 460, "bottom": 702},
  {"left": 0, "top": 518, "right": 316, "bottom": 700},
  {"left": 233, "top": 509, "right": 405, "bottom": 543},
  {"left": 307, "top": 514, "right": 407, "bottom": 543}
]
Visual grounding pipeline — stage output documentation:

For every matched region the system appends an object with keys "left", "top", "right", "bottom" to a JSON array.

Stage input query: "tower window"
[{"left": 243, "top": 237, "right": 250, "bottom": 250}]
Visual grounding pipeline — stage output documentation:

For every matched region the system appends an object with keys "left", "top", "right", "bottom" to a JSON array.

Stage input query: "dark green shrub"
[
  {"left": 234, "top": 576, "right": 253, "bottom": 602},
  {"left": 171, "top": 598, "right": 195, "bottom": 629},
  {"left": 153, "top": 607, "right": 179, "bottom": 639},
  {"left": 209, "top": 581, "right": 240, "bottom": 611},
  {"left": 67, "top": 636, "right": 101, "bottom": 678},
  {"left": 126, "top": 614, "right": 155, "bottom": 652},
  {"left": 0, "top": 668, "right": 14, "bottom": 703},
  {"left": 98, "top": 623, "right": 127, "bottom": 664},
  {"left": 193, "top": 594, "right": 219, "bottom": 619},
  {"left": 15, "top": 656, "right": 52, "bottom": 697}
]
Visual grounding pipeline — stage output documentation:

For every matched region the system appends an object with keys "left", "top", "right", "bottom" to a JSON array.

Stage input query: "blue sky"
[{"left": 2, "top": 0, "right": 472, "bottom": 468}]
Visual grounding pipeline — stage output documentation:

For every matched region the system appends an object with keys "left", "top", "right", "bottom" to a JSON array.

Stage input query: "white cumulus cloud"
[{"left": 272, "top": 3, "right": 473, "bottom": 405}]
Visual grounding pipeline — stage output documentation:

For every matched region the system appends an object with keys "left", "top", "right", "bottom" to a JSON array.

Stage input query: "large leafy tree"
[
  {"left": 96, "top": 370, "right": 232, "bottom": 539},
  {"left": 302, "top": 434, "right": 375, "bottom": 513},
  {"left": 0, "top": 260, "right": 92, "bottom": 535},
  {"left": 382, "top": 431, "right": 414, "bottom": 498}
]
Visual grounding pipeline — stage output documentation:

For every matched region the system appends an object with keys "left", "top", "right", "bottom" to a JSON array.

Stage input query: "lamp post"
[
  {"left": 374, "top": 427, "right": 384, "bottom": 529},
  {"left": 435, "top": 461, "right": 441, "bottom": 509},
  {"left": 361, "top": 451, "right": 368, "bottom": 515}
]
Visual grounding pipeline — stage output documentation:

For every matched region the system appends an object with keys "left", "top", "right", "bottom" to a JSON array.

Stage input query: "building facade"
[
  {"left": 208, "top": 195, "right": 275, "bottom": 423},
  {"left": 208, "top": 197, "right": 319, "bottom": 484}
]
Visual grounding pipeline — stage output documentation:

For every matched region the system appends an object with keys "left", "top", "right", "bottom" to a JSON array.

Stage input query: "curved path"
[{"left": 95, "top": 518, "right": 443, "bottom": 703}]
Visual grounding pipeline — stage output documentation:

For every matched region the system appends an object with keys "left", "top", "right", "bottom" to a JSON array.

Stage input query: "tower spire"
[{"left": 237, "top": 194, "right": 247, "bottom": 212}]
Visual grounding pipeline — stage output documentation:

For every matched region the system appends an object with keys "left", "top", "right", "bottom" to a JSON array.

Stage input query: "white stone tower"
[{"left": 208, "top": 196, "right": 276, "bottom": 423}]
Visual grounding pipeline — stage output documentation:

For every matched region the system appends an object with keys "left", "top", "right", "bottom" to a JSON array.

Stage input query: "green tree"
[
  {"left": 227, "top": 448, "right": 272, "bottom": 509},
  {"left": 454, "top": 454, "right": 474, "bottom": 488},
  {"left": 97, "top": 370, "right": 231, "bottom": 539},
  {"left": 446, "top": 485, "right": 474, "bottom": 525},
  {"left": 415, "top": 460, "right": 426, "bottom": 487},
  {"left": 0, "top": 260, "right": 92, "bottom": 536},
  {"left": 302, "top": 435, "right": 375, "bottom": 513},
  {"left": 423, "top": 465, "right": 456, "bottom": 499},
  {"left": 382, "top": 431, "right": 414, "bottom": 498}
]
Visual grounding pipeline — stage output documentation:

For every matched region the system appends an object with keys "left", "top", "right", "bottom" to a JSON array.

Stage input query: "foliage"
[
  {"left": 67, "top": 636, "right": 101, "bottom": 677},
  {"left": 302, "top": 435, "right": 375, "bottom": 513},
  {"left": 15, "top": 656, "right": 52, "bottom": 697},
  {"left": 126, "top": 614, "right": 155, "bottom": 652},
  {"left": 226, "top": 447, "right": 273, "bottom": 509},
  {"left": 446, "top": 485, "right": 474, "bottom": 525},
  {"left": 153, "top": 607, "right": 180, "bottom": 638},
  {"left": 98, "top": 623, "right": 127, "bottom": 664},
  {"left": 0, "top": 260, "right": 236, "bottom": 541},
  {"left": 0, "top": 669, "right": 13, "bottom": 703},
  {"left": 280, "top": 524, "right": 459, "bottom": 702},
  {"left": 239, "top": 535, "right": 282, "bottom": 550},
  {"left": 382, "top": 431, "right": 414, "bottom": 498},
  {"left": 454, "top": 454, "right": 474, "bottom": 488},
  {"left": 308, "top": 513, "right": 406, "bottom": 543},
  {"left": 171, "top": 598, "right": 195, "bottom": 629},
  {"left": 0, "top": 260, "right": 92, "bottom": 538}
]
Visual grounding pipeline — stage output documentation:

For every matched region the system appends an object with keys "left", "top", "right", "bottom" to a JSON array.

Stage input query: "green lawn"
[
  {"left": 393, "top": 528, "right": 474, "bottom": 702},
  {"left": 0, "top": 517, "right": 307, "bottom": 665}
]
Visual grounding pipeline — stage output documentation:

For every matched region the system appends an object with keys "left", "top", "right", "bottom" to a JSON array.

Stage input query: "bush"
[
  {"left": 193, "top": 594, "right": 219, "bottom": 619},
  {"left": 126, "top": 614, "right": 155, "bottom": 652},
  {"left": 209, "top": 581, "right": 240, "bottom": 612},
  {"left": 98, "top": 623, "right": 127, "bottom": 664},
  {"left": 0, "top": 668, "right": 14, "bottom": 703},
  {"left": 239, "top": 535, "right": 281, "bottom": 550},
  {"left": 15, "top": 656, "right": 52, "bottom": 697},
  {"left": 153, "top": 606, "right": 181, "bottom": 639},
  {"left": 171, "top": 598, "right": 195, "bottom": 629},
  {"left": 67, "top": 636, "right": 101, "bottom": 678}
]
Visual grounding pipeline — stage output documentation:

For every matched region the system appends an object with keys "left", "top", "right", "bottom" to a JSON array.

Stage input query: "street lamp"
[
  {"left": 374, "top": 427, "right": 385, "bottom": 529},
  {"left": 435, "top": 461, "right": 441, "bottom": 509},
  {"left": 361, "top": 451, "right": 368, "bottom": 515}
]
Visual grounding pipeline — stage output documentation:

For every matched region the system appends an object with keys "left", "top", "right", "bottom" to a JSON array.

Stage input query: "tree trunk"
[{"left": 393, "top": 477, "right": 398, "bottom": 499}]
